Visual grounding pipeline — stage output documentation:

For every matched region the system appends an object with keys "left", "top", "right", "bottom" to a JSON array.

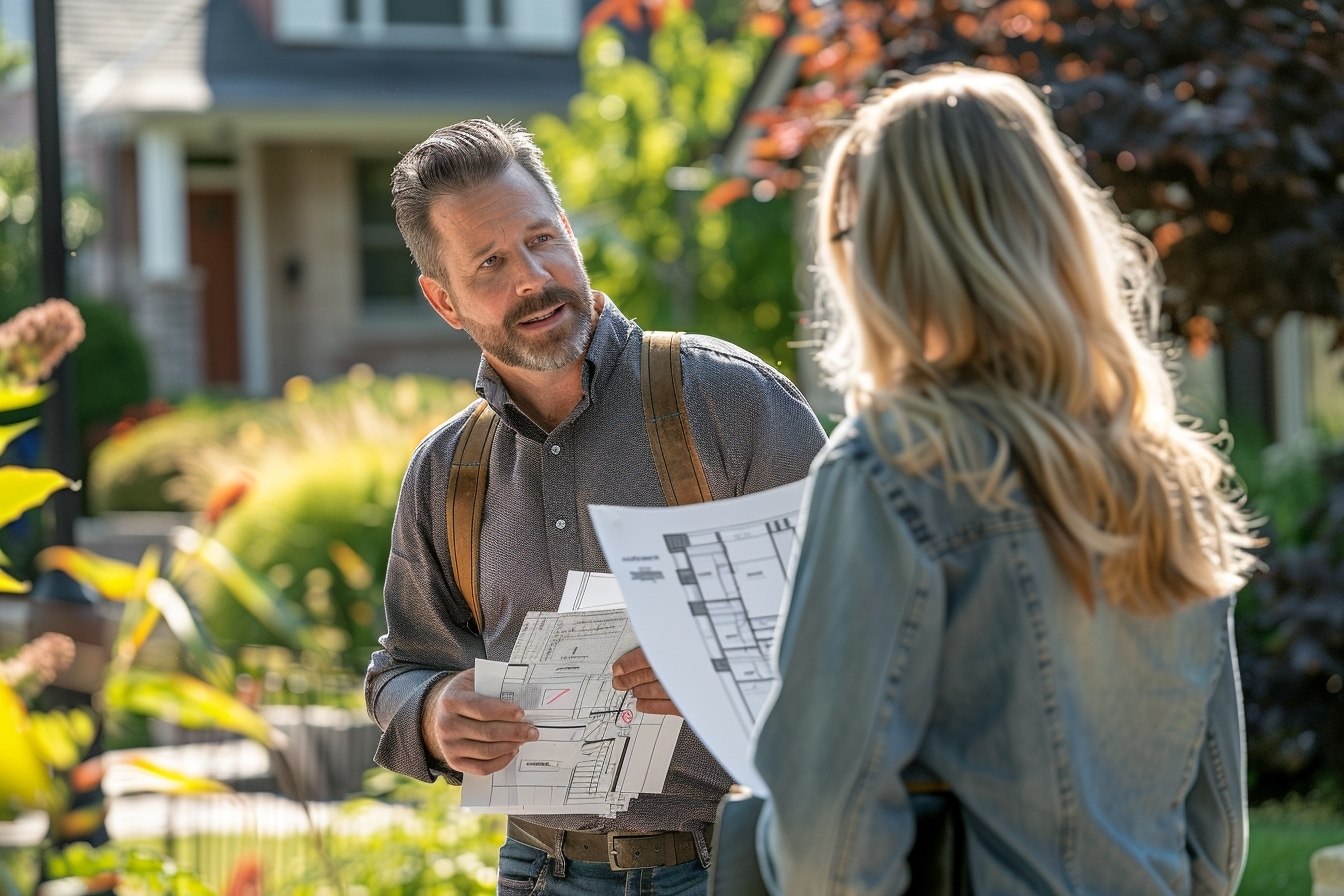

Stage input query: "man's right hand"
[{"left": 421, "top": 669, "right": 540, "bottom": 776}]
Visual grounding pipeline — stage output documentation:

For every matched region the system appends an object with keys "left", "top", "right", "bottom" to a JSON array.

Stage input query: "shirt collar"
[{"left": 473, "top": 294, "right": 638, "bottom": 421}]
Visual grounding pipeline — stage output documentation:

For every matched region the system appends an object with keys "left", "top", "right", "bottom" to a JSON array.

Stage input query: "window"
[
  {"left": 385, "top": 0, "right": 464, "bottom": 25},
  {"left": 275, "top": 0, "right": 573, "bottom": 49},
  {"left": 356, "top": 158, "right": 420, "bottom": 311}
]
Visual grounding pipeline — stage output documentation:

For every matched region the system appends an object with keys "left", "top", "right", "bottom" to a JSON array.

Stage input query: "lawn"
[{"left": 1241, "top": 805, "right": 1344, "bottom": 895}]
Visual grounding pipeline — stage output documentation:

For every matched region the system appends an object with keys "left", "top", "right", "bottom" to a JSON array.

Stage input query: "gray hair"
[{"left": 390, "top": 118, "right": 563, "bottom": 282}]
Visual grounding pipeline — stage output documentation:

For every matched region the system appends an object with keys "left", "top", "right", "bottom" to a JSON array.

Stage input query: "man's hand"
[
  {"left": 612, "top": 647, "right": 681, "bottom": 716},
  {"left": 421, "top": 669, "right": 539, "bottom": 776}
]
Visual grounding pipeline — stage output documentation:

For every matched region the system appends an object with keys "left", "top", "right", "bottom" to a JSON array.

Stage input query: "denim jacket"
[{"left": 752, "top": 413, "right": 1247, "bottom": 895}]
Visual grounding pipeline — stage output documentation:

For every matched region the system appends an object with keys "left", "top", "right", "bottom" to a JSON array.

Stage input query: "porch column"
[
  {"left": 1272, "top": 311, "right": 1308, "bottom": 444},
  {"left": 237, "top": 144, "right": 271, "bottom": 395},
  {"left": 135, "top": 127, "right": 201, "bottom": 394}
]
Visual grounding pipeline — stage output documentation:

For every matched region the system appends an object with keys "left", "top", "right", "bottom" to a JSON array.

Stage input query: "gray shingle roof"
[{"left": 60, "top": 0, "right": 583, "bottom": 121}]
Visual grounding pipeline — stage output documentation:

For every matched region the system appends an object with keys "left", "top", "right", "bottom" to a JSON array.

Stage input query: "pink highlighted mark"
[{"left": 545, "top": 689, "right": 571, "bottom": 706}]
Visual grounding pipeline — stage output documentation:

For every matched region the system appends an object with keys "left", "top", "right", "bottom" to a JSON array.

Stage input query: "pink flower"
[{"left": 0, "top": 298, "right": 86, "bottom": 386}]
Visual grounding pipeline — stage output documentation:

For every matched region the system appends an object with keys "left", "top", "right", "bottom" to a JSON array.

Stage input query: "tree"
[
  {"left": 735, "top": 0, "right": 1344, "bottom": 338},
  {"left": 531, "top": 5, "right": 803, "bottom": 372}
]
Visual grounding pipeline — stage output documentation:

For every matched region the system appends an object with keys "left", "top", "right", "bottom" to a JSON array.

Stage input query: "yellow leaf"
[
  {"left": 0, "top": 681, "right": 61, "bottom": 813},
  {"left": 0, "top": 382, "right": 51, "bottom": 413},
  {"left": 122, "top": 756, "right": 233, "bottom": 795},
  {"left": 0, "top": 418, "right": 38, "bottom": 456},
  {"left": 0, "top": 467, "right": 76, "bottom": 529},
  {"left": 104, "top": 670, "right": 276, "bottom": 747},
  {"left": 29, "top": 711, "right": 82, "bottom": 770},
  {"left": 37, "top": 546, "right": 139, "bottom": 600},
  {"left": 0, "top": 566, "right": 30, "bottom": 594}
]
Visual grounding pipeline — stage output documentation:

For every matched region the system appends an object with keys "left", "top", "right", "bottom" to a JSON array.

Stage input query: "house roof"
[{"left": 60, "top": 0, "right": 584, "bottom": 128}]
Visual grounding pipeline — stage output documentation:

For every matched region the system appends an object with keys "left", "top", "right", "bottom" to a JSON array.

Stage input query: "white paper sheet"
[
  {"left": 461, "top": 602, "right": 682, "bottom": 815},
  {"left": 589, "top": 479, "right": 807, "bottom": 797}
]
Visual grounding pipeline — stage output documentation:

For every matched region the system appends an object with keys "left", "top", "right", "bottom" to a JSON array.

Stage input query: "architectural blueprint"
[
  {"left": 461, "top": 598, "right": 683, "bottom": 816},
  {"left": 589, "top": 479, "right": 807, "bottom": 797}
]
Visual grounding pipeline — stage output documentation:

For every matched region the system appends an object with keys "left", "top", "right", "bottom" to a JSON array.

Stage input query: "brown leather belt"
[{"left": 507, "top": 817, "right": 712, "bottom": 871}]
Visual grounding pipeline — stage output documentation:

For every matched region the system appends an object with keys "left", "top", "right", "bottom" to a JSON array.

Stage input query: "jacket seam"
[{"left": 829, "top": 517, "right": 933, "bottom": 893}]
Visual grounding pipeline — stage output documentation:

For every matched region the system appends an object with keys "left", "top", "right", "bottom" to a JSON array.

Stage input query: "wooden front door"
[{"left": 188, "top": 190, "right": 241, "bottom": 386}]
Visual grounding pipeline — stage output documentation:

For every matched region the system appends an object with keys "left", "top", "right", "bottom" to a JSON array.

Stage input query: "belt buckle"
[{"left": 606, "top": 832, "right": 648, "bottom": 871}]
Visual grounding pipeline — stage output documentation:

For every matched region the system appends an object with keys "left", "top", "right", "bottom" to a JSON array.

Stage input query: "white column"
[
  {"left": 238, "top": 143, "right": 271, "bottom": 396},
  {"left": 1272, "top": 311, "right": 1309, "bottom": 443},
  {"left": 136, "top": 128, "right": 188, "bottom": 281},
  {"left": 135, "top": 128, "right": 201, "bottom": 394}
]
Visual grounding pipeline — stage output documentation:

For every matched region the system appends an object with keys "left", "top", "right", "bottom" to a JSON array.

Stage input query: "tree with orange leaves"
[{"left": 733, "top": 0, "right": 1344, "bottom": 341}]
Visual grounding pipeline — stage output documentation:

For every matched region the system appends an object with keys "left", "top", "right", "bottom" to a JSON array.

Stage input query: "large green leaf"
[
  {"left": 103, "top": 669, "right": 276, "bottom": 747},
  {"left": 0, "top": 466, "right": 76, "bottom": 529},
  {"left": 169, "top": 527, "right": 318, "bottom": 652},
  {"left": 143, "top": 578, "right": 232, "bottom": 691}
]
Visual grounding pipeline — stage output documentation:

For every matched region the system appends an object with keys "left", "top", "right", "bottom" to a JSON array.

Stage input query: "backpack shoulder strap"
[
  {"left": 641, "top": 330, "right": 712, "bottom": 506},
  {"left": 447, "top": 399, "right": 498, "bottom": 634},
  {"left": 445, "top": 332, "right": 710, "bottom": 634}
]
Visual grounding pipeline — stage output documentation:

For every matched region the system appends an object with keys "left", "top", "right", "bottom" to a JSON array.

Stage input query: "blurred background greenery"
[{"left": 2, "top": 0, "right": 1342, "bottom": 893}]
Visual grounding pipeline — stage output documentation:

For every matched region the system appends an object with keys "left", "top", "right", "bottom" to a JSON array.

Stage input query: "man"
[{"left": 364, "top": 118, "right": 826, "bottom": 895}]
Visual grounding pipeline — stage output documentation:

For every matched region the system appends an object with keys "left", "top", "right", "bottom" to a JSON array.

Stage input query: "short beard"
[{"left": 462, "top": 283, "right": 595, "bottom": 372}]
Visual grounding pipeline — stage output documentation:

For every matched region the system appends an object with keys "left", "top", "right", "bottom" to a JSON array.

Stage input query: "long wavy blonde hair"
[{"left": 814, "top": 65, "right": 1260, "bottom": 613}]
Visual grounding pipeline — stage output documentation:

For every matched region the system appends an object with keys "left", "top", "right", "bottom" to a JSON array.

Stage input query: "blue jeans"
[{"left": 497, "top": 837, "right": 708, "bottom": 896}]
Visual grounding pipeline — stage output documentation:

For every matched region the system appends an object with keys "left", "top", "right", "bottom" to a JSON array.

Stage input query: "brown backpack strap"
[
  {"left": 445, "top": 331, "right": 709, "bottom": 635},
  {"left": 446, "top": 399, "right": 498, "bottom": 634},
  {"left": 641, "top": 331, "right": 712, "bottom": 506}
]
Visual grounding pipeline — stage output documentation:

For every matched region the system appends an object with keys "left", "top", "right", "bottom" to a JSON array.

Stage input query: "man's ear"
[{"left": 420, "top": 274, "right": 463, "bottom": 330}]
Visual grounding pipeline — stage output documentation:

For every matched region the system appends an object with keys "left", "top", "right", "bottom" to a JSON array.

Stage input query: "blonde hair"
[{"left": 814, "top": 65, "right": 1260, "bottom": 614}]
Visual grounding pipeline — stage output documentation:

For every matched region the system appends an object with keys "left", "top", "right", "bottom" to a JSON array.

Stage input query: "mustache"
[{"left": 505, "top": 286, "right": 587, "bottom": 328}]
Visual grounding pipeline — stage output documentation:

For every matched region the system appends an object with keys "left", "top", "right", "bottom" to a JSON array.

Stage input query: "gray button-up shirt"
[{"left": 365, "top": 298, "right": 826, "bottom": 833}]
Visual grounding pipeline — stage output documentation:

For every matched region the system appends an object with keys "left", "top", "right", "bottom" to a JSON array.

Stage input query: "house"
[{"left": 1, "top": 0, "right": 592, "bottom": 396}]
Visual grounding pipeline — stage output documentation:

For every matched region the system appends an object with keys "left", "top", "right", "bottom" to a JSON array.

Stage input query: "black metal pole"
[{"left": 32, "top": 0, "right": 79, "bottom": 548}]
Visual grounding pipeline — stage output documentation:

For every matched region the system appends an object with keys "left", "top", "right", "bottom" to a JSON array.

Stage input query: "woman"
[{"left": 751, "top": 65, "right": 1260, "bottom": 895}]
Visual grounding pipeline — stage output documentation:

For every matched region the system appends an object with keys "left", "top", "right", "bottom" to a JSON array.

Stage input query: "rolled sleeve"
[{"left": 364, "top": 440, "right": 484, "bottom": 785}]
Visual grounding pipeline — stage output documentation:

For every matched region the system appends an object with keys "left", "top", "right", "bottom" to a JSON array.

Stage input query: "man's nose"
[{"left": 515, "top": 252, "right": 551, "bottom": 295}]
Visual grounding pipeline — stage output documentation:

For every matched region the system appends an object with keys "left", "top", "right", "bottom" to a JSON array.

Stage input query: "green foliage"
[
  {"left": 90, "top": 369, "right": 477, "bottom": 672},
  {"left": 0, "top": 143, "right": 102, "bottom": 322},
  {"left": 198, "top": 439, "right": 402, "bottom": 671},
  {"left": 87, "top": 400, "right": 242, "bottom": 512},
  {"left": 531, "top": 8, "right": 801, "bottom": 373},
  {"left": 72, "top": 299, "right": 151, "bottom": 448},
  {"left": 114, "top": 774, "right": 504, "bottom": 895},
  {"left": 295, "top": 775, "right": 503, "bottom": 894},
  {"left": 45, "top": 842, "right": 214, "bottom": 896},
  {"left": 1236, "top": 441, "right": 1344, "bottom": 803}
]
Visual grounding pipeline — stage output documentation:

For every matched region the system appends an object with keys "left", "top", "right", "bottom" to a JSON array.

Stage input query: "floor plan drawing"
[
  {"left": 462, "top": 607, "right": 682, "bottom": 816},
  {"left": 664, "top": 514, "right": 798, "bottom": 731},
  {"left": 589, "top": 478, "right": 808, "bottom": 796}
]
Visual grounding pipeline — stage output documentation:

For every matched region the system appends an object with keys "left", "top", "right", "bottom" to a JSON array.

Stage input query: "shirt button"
[
  {"left": 555, "top": 519, "right": 567, "bottom": 530},
  {"left": 550, "top": 445, "right": 561, "bottom": 455}
]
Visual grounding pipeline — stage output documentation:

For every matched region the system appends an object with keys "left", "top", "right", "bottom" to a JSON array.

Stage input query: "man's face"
[{"left": 418, "top": 162, "right": 595, "bottom": 373}]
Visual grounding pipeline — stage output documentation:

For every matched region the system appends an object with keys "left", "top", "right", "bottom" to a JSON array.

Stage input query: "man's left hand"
[{"left": 612, "top": 647, "right": 681, "bottom": 716}]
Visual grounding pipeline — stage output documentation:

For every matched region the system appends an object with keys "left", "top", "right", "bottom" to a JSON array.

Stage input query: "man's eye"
[
  {"left": 532, "top": 234, "right": 551, "bottom": 246},
  {"left": 480, "top": 255, "right": 498, "bottom": 269}
]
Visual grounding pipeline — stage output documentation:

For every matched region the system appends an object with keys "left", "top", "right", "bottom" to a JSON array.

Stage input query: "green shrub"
[
  {"left": 72, "top": 298, "right": 151, "bottom": 450},
  {"left": 197, "top": 438, "right": 404, "bottom": 671},
  {"left": 87, "top": 399, "right": 258, "bottom": 513},
  {"left": 1237, "top": 441, "right": 1344, "bottom": 804},
  {"left": 92, "top": 369, "right": 477, "bottom": 672}
]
